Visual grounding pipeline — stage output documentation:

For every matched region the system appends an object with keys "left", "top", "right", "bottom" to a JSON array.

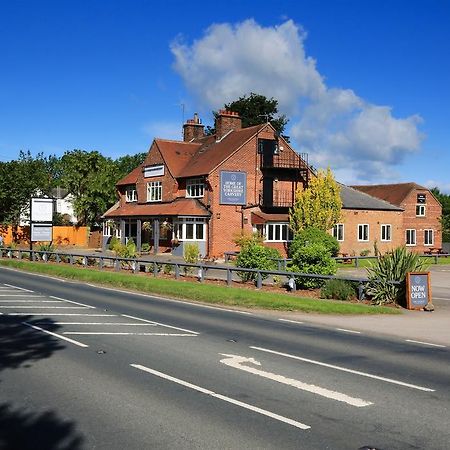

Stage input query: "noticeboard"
[
  {"left": 220, "top": 171, "right": 247, "bottom": 205},
  {"left": 31, "top": 198, "right": 54, "bottom": 222},
  {"left": 31, "top": 224, "right": 53, "bottom": 242},
  {"left": 406, "top": 272, "right": 431, "bottom": 310}
]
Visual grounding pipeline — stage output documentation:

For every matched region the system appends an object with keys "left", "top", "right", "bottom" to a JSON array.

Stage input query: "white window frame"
[
  {"left": 424, "top": 229, "right": 434, "bottom": 246},
  {"left": 125, "top": 186, "right": 137, "bottom": 202},
  {"left": 186, "top": 178, "right": 205, "bottom": 198},
  {"left": 406, "top": 229, "right": 416, "bottom": 246},
  {"left": 253, "top": 223, "right": 293, "bottom": 242},
  {"left": 173, "top": 218, "right": 206, "bottom": 241},
  {"left": 358, "top": 224, "right": 369, "bottom": 242},
  {"left": 381, "top": 224, "right": 392, "bottom": 242},
  {"left": 147, "top": 181, "right": 162, "bottom": 202},
  {"left": 416, "top": 204, "right": 426, "bottom": 217},
  {"left": 144, "top": 165, "right": 164, "bottom": 178},
  {"left": 333, "top": 223, "right": 344, "bottom": 242}
]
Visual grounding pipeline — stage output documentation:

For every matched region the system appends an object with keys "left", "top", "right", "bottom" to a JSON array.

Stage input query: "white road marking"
[
  {"left": 278, "top": 319, "right": 304, "bottom": 325},
  {"left": 121, "top": 314, "right": 199, "bottom": 335},
  {"left": 22, "top": 322, "right": 88, "bottom": 348},
  {"left": 4, "top": 284, "right": 34, "bottom": 292},
  {"left": 5, "top": 313, "right": 118, "bottom": 316},
  {"left": 336, "top": 328, "right": 361, "bottom": 334},
  {"left": 131, "top": 363, "right": 310, "bottom": 430},
  {"left": 220, "top": 354, "right": 372, "bottom": 407},
  {"left": 250, "top": 346, "right": 435, "bottom": 392},
  {"left": 49, "top": 296, "right": 96, "bottom": 309},
  {"left": 35, "top": 322, "right": 157, "bottom": 326},
  {"left": 0, "top": 294, "right": 44, "bottom": 297},
  {"left": 0, "top": 299, "right": 59, "bottom": 302},
  {"left": 0, "top": 306, "right": 88, "bottom": 309},
  {"left": 405, "top": 339, "right": 446, "bottom": 348},
  {"left": 64, "top": 332, "right": 196, "bottom": 336}
]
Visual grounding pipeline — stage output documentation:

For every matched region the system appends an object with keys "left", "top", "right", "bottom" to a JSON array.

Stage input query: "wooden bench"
[{"left": 424, "top": 247, "right": 444, "bottom": 255}]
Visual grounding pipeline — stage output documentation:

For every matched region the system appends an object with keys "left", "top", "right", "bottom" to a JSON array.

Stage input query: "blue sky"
[{"left": 1, "top": 0, "right": 449, "bottom": 192}]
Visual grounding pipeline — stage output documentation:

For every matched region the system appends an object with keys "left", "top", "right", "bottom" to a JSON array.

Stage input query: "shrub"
[
  {"left": 38, "top": 243, "right": 55, "bottom": 252},
  {"left": 184, "top": 243, "right": 200, "bottom": 274},
  {"left": 235, "top": 241, "right": 280, "bottom": 282},
  {"left": 289, "top": 242, "right": 337, "bottom": 289},
  {"left": 108, "top": 236, "right": 120, "bottom": 252},
  {"left": 360, "top": 249, "right": 371, "bottom": 257},
  {"left": 321, "top": 279, "right": 356, "bottom": 301},
  {"left": 365, "top": 246, "right": 426, "bottom": 306},
  {"left": 289, "top": 227, "right": 339, "bottom": 258},
  {"left": 141, "top": 243, "right": 151, "bottom": 253},
  {"left": 233, "top": 230, "right": 264, "bottom": 247},
  {"left": 163, "top": 263, "right": 172, "bottom": 275}
]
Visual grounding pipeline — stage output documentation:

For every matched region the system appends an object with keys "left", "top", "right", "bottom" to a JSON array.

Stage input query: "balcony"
[
  {"left": 259, "top": 190, "right": 295, "bottom": 208},
  {"left": 260, "top": 152, "right": 309, "bottom": 171}
]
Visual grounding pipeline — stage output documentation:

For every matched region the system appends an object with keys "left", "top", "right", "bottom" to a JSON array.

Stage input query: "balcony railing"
[
  {"left": 259, "top": 190, "right": 295, "bottom": 208},
  {"left": 260, "top": 152, "right": 309, "bottom": 170}
]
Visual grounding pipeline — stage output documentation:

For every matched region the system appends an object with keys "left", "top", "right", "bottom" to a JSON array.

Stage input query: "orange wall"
[{"left": 1, "top": 226, "right": 88, "bottom": 247}]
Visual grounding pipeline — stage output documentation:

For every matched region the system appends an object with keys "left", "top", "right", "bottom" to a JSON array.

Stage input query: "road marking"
[
  {"left": 0, "top": 299, "right": 59, "bottom": 302},
  {"left": 220, "top": 354, "right": 372, "bottom": 407},
  {"left": 278, "top": 319, "right": 304, "bottom": 325},
  {"left": 250, "top": 346, "right": 435, "bottom": 392},
  {"left": 336, "top": 328, "right": 361, "bottom": 334},
  {"left": 121, "top": 314, "right": 199, "bottom": 335},
  {"left": 64, "top": 332, "right": 196, "bottom": 336},
  {"left": 49, "top": 296, "right": 96, "bottom": 309},
  {"left": 405, "top": 339, "right": 446, "bottom": 348},
  {"left": 4, "top": 284, "right": 34, "bottom": 292},
  {"left": 130, "top": 363, "right": 310, "bottom": 430},
  {"left": 0, "top": 294, "right": 44, "bottom": 297},
  {"left": 0, "top": 306, "right": 88, "bottom": 309},
  {"left": 431, "top": 297, "right": 450, "bottom": 301},
  {"left": 35, "top": 322, "right": 157, "bottom": 326},
  {"left": 22, "top": 322, "right": 88, "bottom": 348},
  {"left": 5, "top": 313, "right": 118, "bottom": 316}
]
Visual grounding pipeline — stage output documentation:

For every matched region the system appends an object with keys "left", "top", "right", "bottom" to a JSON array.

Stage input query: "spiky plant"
[{"left": 365, "top": 247, "right": 427, "bottom": 305}]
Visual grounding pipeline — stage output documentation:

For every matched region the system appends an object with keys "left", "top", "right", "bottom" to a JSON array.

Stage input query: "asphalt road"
[{"left": 0, "top": 267, "right": 449, "bottom": 449}]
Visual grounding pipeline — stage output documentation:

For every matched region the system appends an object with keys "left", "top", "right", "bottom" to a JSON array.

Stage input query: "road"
[{"left": 1, "top": 267, "right": 449, "bottom": 449}]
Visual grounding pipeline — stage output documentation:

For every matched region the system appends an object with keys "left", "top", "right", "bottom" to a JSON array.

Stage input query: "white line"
[
  {"left": 0, "top": 306, "right": 88, "bottom": 309},
  {"left": 5, "top": 313, "right": 118, "bottom": 316},
  {"left": 22, "top": 322, "right": 88, "bottom": 348},
  {"left": 64, "top": 332, "right": 196, "bottom": 336},
  {"left": 405, "top": 339, "right": 446, "bottom": 348},
  {"left": 0, "top": 299, "right": 59, "bottom": 302},
  {"left": 49, "top": 296, "right": 96, "bottom": 309},
  {"left": 35, "top": 322, "right": 157, "bottom": 326},
  {"left": 4, "top": 284, "right": 34, "bottom": 292},
  {"left": 0, "top": 294, "right": 44, "bottom": 297},
  {"left": 278, "top": 319, "right": 304, "bottom": 325},
  {"left": 121, "top": 314, "right": 199, "bottom": 335},
  {"left": 432, "top": 297, "right": 450, "bottom": 301},
  {"left": 336, "top": 328, "right": 361, "bottom": 334},
  {"left": 250, "top": 346, "right": 435, "bottom": 392},
  {"left": 130, "top": 364, "right": 310, "bottom": 430}
]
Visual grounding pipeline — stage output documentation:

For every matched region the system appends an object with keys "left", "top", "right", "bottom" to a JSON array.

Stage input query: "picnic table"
[{"left": 424, "top": 247, "right": 445, "bottom": 255}]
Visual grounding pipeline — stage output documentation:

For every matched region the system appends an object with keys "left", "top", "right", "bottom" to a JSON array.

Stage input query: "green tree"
[
  {"left": 289, "top": 168, "right": 342, "bottom": 235},
  {"left": 431, "top": 187, "right": 450, "bottom": 241},
  {"left": 114, "top": 153, "right": 146, "bottom": 180},
  {"left": 205, "top": 93, "right": 289, "bottom": 138}
]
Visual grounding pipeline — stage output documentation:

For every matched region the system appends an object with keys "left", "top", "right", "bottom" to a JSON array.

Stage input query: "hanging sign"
[{"left": 220, "top": 171, "right": 247, "bottom": 205}]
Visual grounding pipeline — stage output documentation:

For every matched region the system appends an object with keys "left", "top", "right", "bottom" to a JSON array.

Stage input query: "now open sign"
[{"left": 406, "top": 272, "right": 431, "bottom": 310}]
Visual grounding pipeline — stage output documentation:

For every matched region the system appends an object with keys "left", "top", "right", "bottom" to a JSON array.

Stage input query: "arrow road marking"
[{"left": 219, "top": 353, "right": 372, "bottom": 408}]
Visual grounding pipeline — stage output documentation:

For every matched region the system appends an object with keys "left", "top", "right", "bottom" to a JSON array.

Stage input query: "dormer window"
[
  {"left": 125, "top": 186, "right": 137, "bottom": 202},
  {"left": 186, "top": 178, "right": 205, "bottom": 198}
]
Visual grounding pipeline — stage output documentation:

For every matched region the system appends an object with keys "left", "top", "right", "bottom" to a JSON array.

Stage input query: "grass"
[
  {"left": 0, "top": 259, "right": 400, "bottom": 315},
  {"left": 338, "top": 256, "right": 450, "bottom": 269}
]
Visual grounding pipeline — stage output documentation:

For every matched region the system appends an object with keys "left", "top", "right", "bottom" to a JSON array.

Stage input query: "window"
[
  {"left": 416, "top": 205, "right": 426, "bottom": 217},
  {"left": 144, "top": 165, "right": 164, "bottom": 178},
  {"left": 254, "top": 223, "right": 293, "bottom": 242},
  {"left": 173, "top": 218, "right": 206, "bottom": 241},
  {"left": 186, "top": 178, "right": 205, "bottom": 198},
  {"left": 406, "top": 229, "right": 416, "bottom": 246},
  {"left": 381, "top": 224, "right": 392, "bottom": 242},
  {"left": 358, "top": 224, "right": 369, "bottom": 242},
  {"left": 103, "top": 221, "right": 114, "bottom": 236},
  {"left": 424, "top": 229, "right": 434, "bottom": 246},
  {"left": 333, "top": 224, "right": 344, "bottom": 241},
  {"left": 125, "top": 186, "right": 137, "bottom": 202},
  {"left": 147, "top": 181, "right": 162, "bottom": 202}
]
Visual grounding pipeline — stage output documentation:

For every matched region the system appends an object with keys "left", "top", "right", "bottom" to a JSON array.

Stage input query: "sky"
[{"left": 1, "top": 0, "right": 449, "bottom": 192}]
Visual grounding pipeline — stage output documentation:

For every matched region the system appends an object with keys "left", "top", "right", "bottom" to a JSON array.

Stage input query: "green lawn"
[
  {"left": 0, "top": 259, "right": 399, "bottom": 315},
  {"left": 338, "top": 256, "right": 450, "bottom": 269}
]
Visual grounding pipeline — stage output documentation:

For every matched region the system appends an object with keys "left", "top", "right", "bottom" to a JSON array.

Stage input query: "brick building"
[{"left": 103, "top": 112, "right": 442, "bottom": 258}]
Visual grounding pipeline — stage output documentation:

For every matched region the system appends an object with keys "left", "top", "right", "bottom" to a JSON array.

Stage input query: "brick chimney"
[
  {"left": 183, "top": 113, "right": 205, "bottom": 142},
  {"left": 215, "top": 110, "right": 242, "bottom": 140}
]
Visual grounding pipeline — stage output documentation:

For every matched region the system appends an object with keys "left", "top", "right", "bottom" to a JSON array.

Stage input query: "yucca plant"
[{"left": 365, "top": 246, "right": 427, "bottom": 306}]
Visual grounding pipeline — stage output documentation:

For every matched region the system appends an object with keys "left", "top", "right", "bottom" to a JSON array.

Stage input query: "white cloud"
[
  {"left": 142, "top": 121, "right": 183, "bottom": 141},
  {"left": 424, "top": 180, "right": 450, "bottom": 195},
  {"left": 171, "top": 19, "right": 424, "bottom": 184}
]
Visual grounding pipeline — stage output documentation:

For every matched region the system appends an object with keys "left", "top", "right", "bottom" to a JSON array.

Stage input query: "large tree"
[
  {"left": 205, "top": 93, "right": 289, "bottom": 138},
  {"left": 431, "top": 187, "right": 450, "bottom": 241},
  {"left": 289, "top": 168, "right": 342, "bottom": 234}
]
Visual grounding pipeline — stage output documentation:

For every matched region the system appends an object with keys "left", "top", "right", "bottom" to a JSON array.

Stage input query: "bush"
[
  {"left": 360, "top": 249, "right": 371, "bottom": 257},
  {"left": 141, "top": 243, "right": 151, "bottom": 252},
  {"left": 184, "top": 243, "right": 200, "bottom": 274},
  {"left": 365, "top": 246, "right": 426, "bottom": 306},
  {"left": 108, "top": 236, "right": 120, "bottom": 252},
  {"left": 235, "top": 241, "right": 280, "bottom": 282},
  {"left": 289, "top": 227, "right": 339, "bottom": 258},
  {"left": 321, "top": 279, "right": 356, "bottom": 301},
  {"left": 289, "top": 242, "right": 337, "bottom": 289}
]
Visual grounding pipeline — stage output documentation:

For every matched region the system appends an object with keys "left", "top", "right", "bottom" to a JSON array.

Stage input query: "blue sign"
[
  {"left": 220, "top": 171, "right": 247, "bottom": 205},
  {"left": 407, "top": 272, "right": 430, "bottom": 308}
]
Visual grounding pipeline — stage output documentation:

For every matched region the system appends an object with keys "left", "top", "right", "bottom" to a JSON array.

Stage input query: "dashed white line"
[
  {"left": 65, "top": 332, "right": 196, "bottom": 336},
  {"left": 121, "top": 314, "right": 199, "bottom": 335},
  {"left": 22, "top": 322, "right": 88, "bottom": 348},
  {"left": 5, "top": 313, "right": 118, "bottom": 316},
  {"left": 0, "top": 299, "right": 59, "bottom": 302},
  {"left": 35, "top": 322, "right": 157, "bottom": 326},
  {"left": 0, "top": 306, "right": 88, "bottom": 309},
  {"left": 336, "top": 328, "right": 361, "bottom": 334},
  {"left": 0, "top": 294, "right": 44, "bottom": 297},
  {"left": 405, "top": 339, "right": 446, "bottom": 348},
  {"left": 4, "top": 284, "right": 34, "bottom": 292},
  {"left": 49, "top": 296, "right": 96, "bottom": 309},
  {"left": 131, "top": 364, "right": 310, "bottom": 430},
  {"left": 250, "top": 346, "right": 435, "bottom": 392},
  {"left": 278, "top": 319, "right": 304, "bottom": 325}
]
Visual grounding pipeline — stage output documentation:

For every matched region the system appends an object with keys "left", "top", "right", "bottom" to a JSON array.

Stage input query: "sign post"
[
  {"left": 406, "top": 272, "right": 432, "bottom": 310},
  {"left": 30, "top": 197, "right": 54, "bottom": 250}
]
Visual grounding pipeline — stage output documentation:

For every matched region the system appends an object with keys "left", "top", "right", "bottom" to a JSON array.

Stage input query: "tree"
[
  {"left": 205, "top": 93, "right": 289, "bottom": 138},
  {"left": 114, "top": 153, "right": 146, "bottom": 180},
  {"left": 289, "top": 168, "right": 342, "bottom": 235},
  {"left": 431, "top": 187, "right": 450, "bottom": 242}
]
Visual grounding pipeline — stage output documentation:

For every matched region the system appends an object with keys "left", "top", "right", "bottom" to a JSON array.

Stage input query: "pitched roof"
[
  {"left": 116, "top": 165, "right": 143, "bottom": 186},
  {"left": 154, "top": 140, "right": 201, "bottom": 178},
  {"left": 103, "top": 197, "right": 210, "bottom": 218},
  {"left": 340, "top": 184, "right": 403, "bottom": 211},
  {"left": 351, "top": 182, "right": 427, "bottom": 206}
]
